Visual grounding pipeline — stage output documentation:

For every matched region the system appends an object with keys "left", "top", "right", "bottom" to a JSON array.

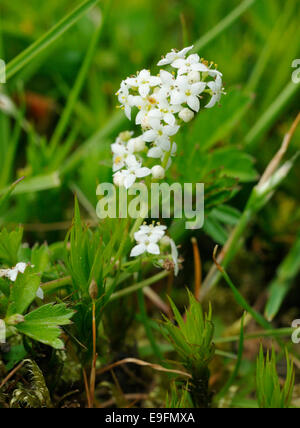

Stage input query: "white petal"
[
  {"left": 172, "top": 58, "right": 186, "bottom": 69},
  {"left": 130, "top": 244, "right": 147, "bottom": 257},
  {"left": 171, "top": 91, "right": 186, "bottom": 105},
  {"left": 163, "top": 113, "right": 176, "bottom": 125},
  {"left": 148, "top": 147, "right": 163, "bottom": 158},
  {"left": 136, "top": 167, "right": 151, "bottom": 178},
  {"left": 125, "top": 105, "right": 131, "bottom": 120},
  {"left": 146, "top": 243, "right": 160, "bottom": 255},
  {"left": 159, "top": 70, "right": 174, "bottom": 85},
  {"left": 187, "top": 95, "right": 200, "bottom": 112},
  {"left": 164, "top": 124, "right": 180, "bottom": 136},
  {"left": 16, "top": 262, "right": 27, "bottom": 273},
  {"left": 7, "top": 269, "right": 18, "bottom": 282},
  {"left": 158, "top": 138, "right": 171, "bottom": 152},
  {"left": 124, "top": 174, "right": 136, "bottom": 189},
  {"left": 149, "top": 76, "right": 161, "bottom": 86},
  {"left": 142, "top": 130, "right": 157, "bottom": 142},
  {"left": 191, "top": 82, "right": 206, "bottom": 95},
  {"left": 36, "top": 287, "right": 44, "bottom": 300},
  {"left": 139, "top": 84, "right": 150, "bottom": 97}
]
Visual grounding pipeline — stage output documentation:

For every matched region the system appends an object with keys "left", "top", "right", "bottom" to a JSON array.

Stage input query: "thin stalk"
[
  {"left": 110, "top": 271, "right": 169, "bottom": 301},
  {"left": 89, "top": 300, "right": 98, "bottom": 408},
  {"left": 191, "top": 237, "right": 202, "bottom": 300}
]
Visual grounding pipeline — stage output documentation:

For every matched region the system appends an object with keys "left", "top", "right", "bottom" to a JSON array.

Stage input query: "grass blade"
[{"left": 6, "top": 0, "right": 100, "bottom": 80}]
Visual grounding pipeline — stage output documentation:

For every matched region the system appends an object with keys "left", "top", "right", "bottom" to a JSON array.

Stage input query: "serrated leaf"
[
  {"left": 16, "top": 303, "right": 74, "bottom": 349},
  {"left": 7, "top": 269, "right": 41, "bottom": 316}
]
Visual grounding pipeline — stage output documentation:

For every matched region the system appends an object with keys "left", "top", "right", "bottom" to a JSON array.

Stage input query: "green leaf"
[
  {"left": 7, "top": 269, "right": 41, "bottom": 316},
  {"left": 16, "top": 303, "right": 74, "bottom": 349},
  {"left": 0, "top": 227, "right": 23, "bottom": 265}
]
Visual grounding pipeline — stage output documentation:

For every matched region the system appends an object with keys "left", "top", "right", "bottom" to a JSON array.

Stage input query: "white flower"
[
  {"left": 148, "top": 141, "right": 177, "bottom": 169},
  {"left": 206, "top": 75, "right": 224, "bottom": 109},
  {"left": 171, "top": 76, "right": 206, "bottom": 112},
  {"left": 130, "top": 224, "right": 167, "bottom": 257},
  {"left": 117, "top": 82, "right": 136, "bottom": 120},
  {"left": 113, "top": 157, "right": 151, "bottom": 189},
  {"left": 0, "top": 262, "right": 43, "bottom": 299},
  {"left": 111, "top": 143, "right": 136, "bottom": 172},
  {"left": 0, "top": 262, "right": 27, "bottom": 282},
  {"left": 151, "top": 165, "right": 165, "bottom": 180},
  {"left": 157, "top": 46, "right": 194, "bottom": 66},
  {"left": 142, "top": 122, "right": 179, "bottom": 151},
  {"left": 126, "top": 69, "right": 161, "bottom": 97},
  {"left": 179, "top": 108, "right": 195, "bottom": 123},
  {"left": 172, "top": 54, "right": 209, "bottom": 75}
]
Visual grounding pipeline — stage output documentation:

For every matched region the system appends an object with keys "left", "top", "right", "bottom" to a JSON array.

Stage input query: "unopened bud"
[
  {"left": 89, "top": 280, "right": 98, "bottom": 301},
  {"left": 179, "top": 108, "right": 195, "bottom": 123},
  {"left": 151, "top": 165, "right": 165, "bottom": 180},
  {"left": 188, "top": 71, "right": 200, "bottom": 84}
]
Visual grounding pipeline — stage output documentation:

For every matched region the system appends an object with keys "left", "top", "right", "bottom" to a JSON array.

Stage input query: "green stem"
[{"left": 110, "top": 271, "right": 169, "bottom": 301}]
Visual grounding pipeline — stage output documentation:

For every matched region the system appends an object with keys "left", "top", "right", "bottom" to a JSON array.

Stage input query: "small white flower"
[
  {"left": 142, "top": 122, "right": 179, "bottom": 151},
  {"left": 0, "top": 262, "right": 28, "bottom": 282},
  {"left": 117, "top": 82, "right": 136, "bottom": 120},
  {"left": 0, "top": 262, "right": 42, "bottom": 298},
  {"left": 148, "top": 141, "right": 177, "bottom": 169},
  {"left": 171, "top": 76, "right": 206, "bottom": 112},
  {"left": 126, "top": 69, "right": 161, "bottom": 97},
  {"left": 206, "top": 75, "right": 224, "bottom": 109},
  {"left": 130, "top": 224, "right": 167, "bottom": 257},
  {"left": 111, "top": 143, "right": 135, "bottom": 172},
  {"left": 179, "top": 108, "right": 195, "bottom": 123},
  {"left": 151, "top": 165, "right": 165, "bottom": 180},
  {"left": 113, "top": 157, "right": 151, "bottom": 189},
  {"left": 172, "top": 54, "right": 209, "bottom": 75},
  {"left": 157, "top": 46, "right": 194, "bottom": 66}
]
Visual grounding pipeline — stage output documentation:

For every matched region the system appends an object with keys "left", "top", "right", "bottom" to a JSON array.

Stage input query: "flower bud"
[
  {"left": 188, "top": 71, "right": 200, "bottom": 84},
  {"left": 151, "top": 165, "right": 165, "bottom": 180},
  {"left": 179, "top": 108, "right": 195, "bottom": 123},
  {"left": 89, "top": 279, "right": 98, "bottom": 301},
  {"left": 128, "top": 137, "right": 146, "bottom": 153},
  {"left": 119, "top": 131, "right": 133, "bottom": 142}
]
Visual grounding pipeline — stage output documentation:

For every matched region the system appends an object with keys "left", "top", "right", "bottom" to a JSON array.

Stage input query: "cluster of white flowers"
[
  {"left": 130, "top": 223, "right": 180, "bottom": 275},
  {"left": 113, "top": 45, "right": 224, "bottom": 190},
  {"left": 0, "top": 262, "right": 44, "bottom": 299},
  {"left": 112, "top": 46, "right": 224, "bottom": 273}
]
